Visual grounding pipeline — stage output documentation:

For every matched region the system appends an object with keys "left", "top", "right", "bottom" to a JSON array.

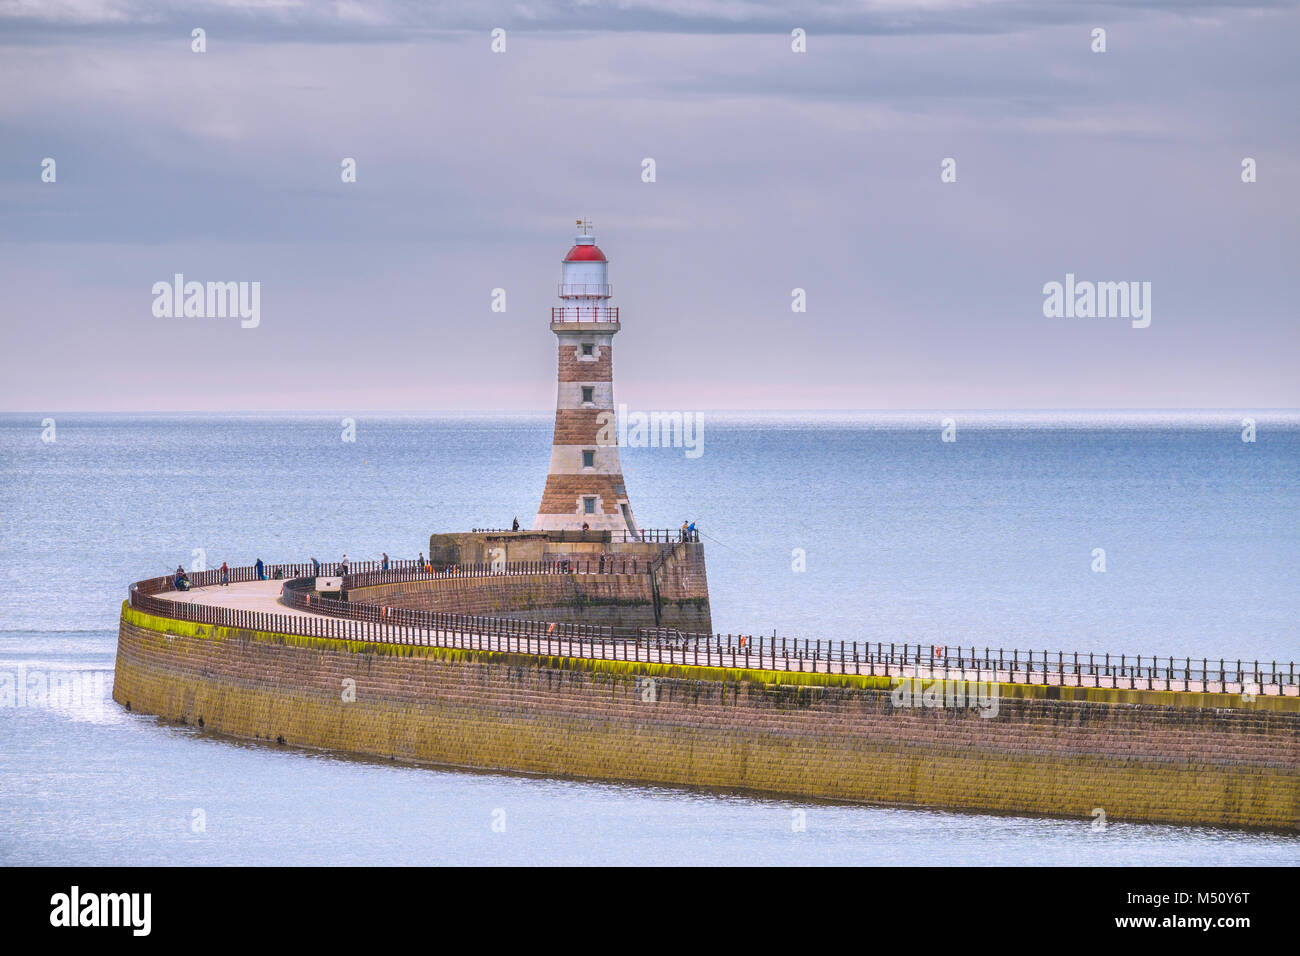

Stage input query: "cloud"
[
  {"left": 2, "top": 0, "right": 1296, "bottom": 42},
  {"left": 1, "top": 4, "right": 1297, "bottom": 410}
]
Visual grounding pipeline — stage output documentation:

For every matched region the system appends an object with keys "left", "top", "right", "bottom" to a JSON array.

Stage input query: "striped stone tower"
[{"left": 533, "top": 222, "right": 639, "bottom": 536}]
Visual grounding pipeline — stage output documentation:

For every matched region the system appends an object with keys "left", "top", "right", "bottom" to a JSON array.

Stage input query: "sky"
[{"left": 1, "top": 0, "right": 1297, "bottom": 412}]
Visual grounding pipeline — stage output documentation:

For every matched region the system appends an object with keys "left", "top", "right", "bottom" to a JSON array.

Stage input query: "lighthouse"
[{"left": 533, "top": 222, "right": 639, "bottom": 536}]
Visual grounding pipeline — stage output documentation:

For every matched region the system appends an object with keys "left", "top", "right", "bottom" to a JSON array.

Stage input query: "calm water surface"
[{"left": 1, "top": 412, "right": 1297, "bottom": 865}]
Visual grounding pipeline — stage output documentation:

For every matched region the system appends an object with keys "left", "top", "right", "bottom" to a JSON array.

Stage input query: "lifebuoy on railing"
[{"left": 933, "top": 645, "right": 945, "bottom": 659}]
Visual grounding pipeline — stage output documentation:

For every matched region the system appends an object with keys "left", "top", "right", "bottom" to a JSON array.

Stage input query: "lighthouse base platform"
[{"left": 426, "top": 530, "right": 711, "bottom": 633}]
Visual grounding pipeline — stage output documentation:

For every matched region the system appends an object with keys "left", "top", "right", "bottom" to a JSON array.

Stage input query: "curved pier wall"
[
  {"left": 114, "top": 604, "right": 1300, "bottom": 831},
  {"left": 348, "top": 557, "right": 711, "bottom": 633}
]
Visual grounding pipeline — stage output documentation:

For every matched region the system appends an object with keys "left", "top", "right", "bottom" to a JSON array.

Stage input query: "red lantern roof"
[{"left": 564, "top": 244, "right": 607, "bottom": 262}]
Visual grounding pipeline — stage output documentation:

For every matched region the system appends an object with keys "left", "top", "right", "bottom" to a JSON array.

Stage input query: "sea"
[{"left": 1, "top": 411, "right": 1297, "bottom": 865}]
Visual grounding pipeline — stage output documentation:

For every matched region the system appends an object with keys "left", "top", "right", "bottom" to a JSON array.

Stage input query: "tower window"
[
  {"left": 582, "top": 450, "right": 595, "bottom": 468},
  {"left": 581, "top": 386, "right": 594, "bottom": 404},
  {"left": 583, "top": 497, "right": 597, "bottom": 514},
  {"left": 581, "top": 343, "right": 594, "bottom": 357}
]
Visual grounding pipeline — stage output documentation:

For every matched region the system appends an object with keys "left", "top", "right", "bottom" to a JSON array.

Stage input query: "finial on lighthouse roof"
[{"left": 564, "top": 218, "right": 606, "bottom": 261}]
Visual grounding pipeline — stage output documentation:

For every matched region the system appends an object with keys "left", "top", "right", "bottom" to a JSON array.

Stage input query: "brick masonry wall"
[
  {"left": 350, "top": 571, "right": 711, "bottom": 631},
  {"left": 537, "top": 474, "right": 628, "bottom": 515},
  {"left": 416, "top": 537, "right": 713, "bottom": 631},
  {"left": 114, "top": 605, "right": 1300, "bottom": 831},
  {"left": 656, "top": 542, "right": 709, "bottom": 607},
  {"left": 558, "top": 346, "right": 612, "bottom": 382},
  {"left": 549, "top": 407, "right": 613, "bottom": 445}
]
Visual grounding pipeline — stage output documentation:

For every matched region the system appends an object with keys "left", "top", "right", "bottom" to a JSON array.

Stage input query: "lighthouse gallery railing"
[{"left": 551, "top": 307, "right": 619, "bottom": 323}]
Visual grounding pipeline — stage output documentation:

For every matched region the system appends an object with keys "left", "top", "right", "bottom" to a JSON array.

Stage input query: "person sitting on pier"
[{"left": 173, "top": 565, "right": 190, "bottom": 591}]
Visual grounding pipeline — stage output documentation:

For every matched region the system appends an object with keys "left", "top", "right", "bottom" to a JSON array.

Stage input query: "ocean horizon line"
[{"left": 3, "top": 408, "right": 1298, "bottom": 423}]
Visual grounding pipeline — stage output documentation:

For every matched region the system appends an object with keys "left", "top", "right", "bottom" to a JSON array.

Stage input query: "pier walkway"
[{"left": 132, "top": 567, "right": 1299, "bottom": 698}]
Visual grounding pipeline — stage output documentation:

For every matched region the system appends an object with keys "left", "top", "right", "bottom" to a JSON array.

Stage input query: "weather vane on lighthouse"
[{"left": 533, "top": 221, "right": 639, "bottom": 536}]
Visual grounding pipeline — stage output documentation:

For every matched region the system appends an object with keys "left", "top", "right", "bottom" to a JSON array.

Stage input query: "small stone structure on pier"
[{"left": 426, "top": 529, "right": 710, "bottom": 632}]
